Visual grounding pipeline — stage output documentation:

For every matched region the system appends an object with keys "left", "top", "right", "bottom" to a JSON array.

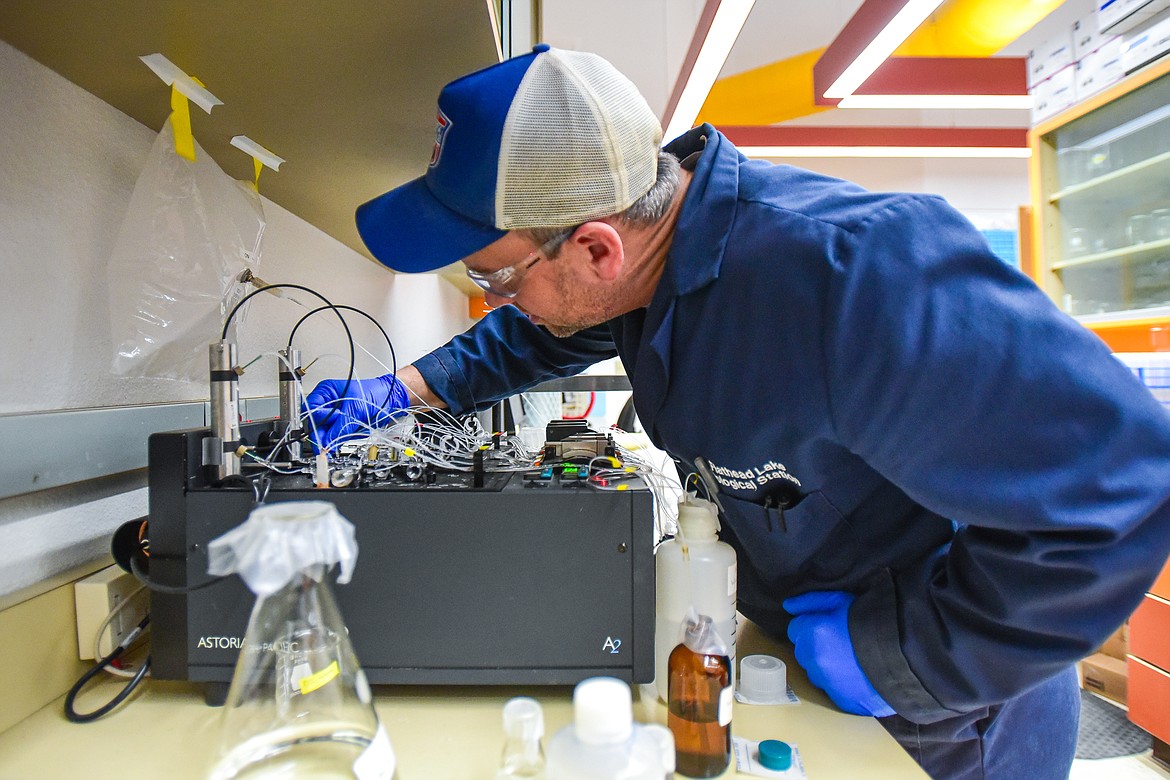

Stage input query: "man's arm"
[
  {"left": 410, "top": 305, "right": 619, "bottom": 415},
  {"left": 306, "top": 306, "right": 615, "bottom": 449},
  {"left": 825, "top": 195, "right": 1170, "bottom": 722},
  {"left": 396, "top": 364, "right": 445, "bottom": 408}
]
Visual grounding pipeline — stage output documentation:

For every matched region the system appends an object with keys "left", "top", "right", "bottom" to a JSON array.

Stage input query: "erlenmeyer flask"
[{"left": 206, "top": 500, "right": 397, "bottom": 780}]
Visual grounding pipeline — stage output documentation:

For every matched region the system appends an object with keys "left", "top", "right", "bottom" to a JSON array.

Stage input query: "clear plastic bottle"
[
  {"left": 206, "top": 501, "right": 397, "bottom": 780},
  {"left": 497, "top": 697, "right": 547, "bottom": 779},
  {"left": 546, "top": 677, "right": 675, "bottom": 780},
  {"left": 668, "top": 614, "right": 732, "bottom": 779},
  {"left": 655, "top": 494, "right": 737, "bottom": 702}
]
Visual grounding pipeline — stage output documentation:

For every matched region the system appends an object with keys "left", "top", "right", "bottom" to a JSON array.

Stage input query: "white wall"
[
  {"left": 764, "top": 156, "right": 1031, "bottom": 231},
  {"left": 542, "top": 0, "right": 705, "bottom": 119},
  {"left": 0, "top": 40, "right": 473, "bottom": 597}
]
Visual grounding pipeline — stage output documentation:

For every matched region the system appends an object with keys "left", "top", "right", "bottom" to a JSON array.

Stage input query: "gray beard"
[{"left": 544, "top": 323, "right": 587, "bottom": 338}]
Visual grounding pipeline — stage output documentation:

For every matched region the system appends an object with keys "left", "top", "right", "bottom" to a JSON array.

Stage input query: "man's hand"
[
  {"left": 303, "top": 374, "right": 410, "bottom": 452},
  {"left": 783, "top": 591, "right": 895, "bottom": 717}
]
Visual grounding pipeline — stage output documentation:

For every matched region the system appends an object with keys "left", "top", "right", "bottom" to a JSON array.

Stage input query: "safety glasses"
[{"left": 464, "top": 235, "right": 566, "bottom": 298}]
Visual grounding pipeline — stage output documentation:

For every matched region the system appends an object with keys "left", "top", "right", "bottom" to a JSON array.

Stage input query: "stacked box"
[
  {"left": 1122, "top": 10, "right": 1170, "bottom": 72},
  {"left": 1082, "top": 653, "right": 1129, "bottom": 703}
]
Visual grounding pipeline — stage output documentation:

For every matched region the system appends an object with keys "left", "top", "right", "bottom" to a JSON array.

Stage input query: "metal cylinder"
[
  {"left": 278, "top": 347, "right": 303, "bottom": 461},
  {"left": 209, "top": 341, "right": 241, "bottom": 479}
]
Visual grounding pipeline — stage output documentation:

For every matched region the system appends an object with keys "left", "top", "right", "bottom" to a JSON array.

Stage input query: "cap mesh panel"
[{"left": 497, "top": 50, "right": 662, "bottom": 229}]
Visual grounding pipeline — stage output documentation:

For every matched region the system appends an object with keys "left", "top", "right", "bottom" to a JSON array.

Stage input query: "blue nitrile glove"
[
  {"left": 304, "top": 374, "right": 410, "bottom": 452},
  {"left": 783, "top": 591, "right": 896, "bottom": 717}
]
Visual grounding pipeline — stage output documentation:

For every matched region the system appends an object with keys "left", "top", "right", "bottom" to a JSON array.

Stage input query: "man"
[{"left": 307, "top": 45, "right": 1170, "bottom": 779}]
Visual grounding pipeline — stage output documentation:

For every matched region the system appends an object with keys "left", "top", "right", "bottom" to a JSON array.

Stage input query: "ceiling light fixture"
[
  {"left": 738, "top": 146, "right": 1032, "bottom": 158},
  {"left": 837, "top": 94, "right": 1034, "bottom": 109},
  {"left": 662, "top": 0, "right": 757, "bottom": 143},
  {"left": 819, "top": 0, "right": 945, "bottom": 100},
  {"left": 720, "top": 125, "right": 1031, "bottom": 159},
  {"left": 813, "top": 1, "right": 1030, "bottom": 111}
]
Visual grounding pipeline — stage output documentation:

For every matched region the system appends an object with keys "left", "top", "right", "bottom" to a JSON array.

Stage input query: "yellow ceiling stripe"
[
  {"left": 897, "top": 0, "right": 1065, "bottom": 55},
  {"left": 696, "top": 48, "right": 832, "bottom": 126}
]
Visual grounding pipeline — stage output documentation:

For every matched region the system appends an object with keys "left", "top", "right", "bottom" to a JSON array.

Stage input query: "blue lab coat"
[{"left": 413, "top": 126, "right": 1170, "bottom": 729}]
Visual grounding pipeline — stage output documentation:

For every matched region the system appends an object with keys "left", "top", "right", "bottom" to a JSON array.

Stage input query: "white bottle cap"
[
  {"left": 502, "top": 696, "right": 544, "bottom": 740},
  {"left": 573, "top": 677, "right": 632, "bottom": 745},
  {"left": 678, "top": 494, "right": 720, "bottom": 539},
  {"left": 738, "top": 654, "right": 787, "bottom": 704}
]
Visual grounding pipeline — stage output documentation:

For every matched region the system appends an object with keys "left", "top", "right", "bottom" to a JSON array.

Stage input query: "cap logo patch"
[{"left": 429, "top": 108, "right": 452, "bottom": 168}]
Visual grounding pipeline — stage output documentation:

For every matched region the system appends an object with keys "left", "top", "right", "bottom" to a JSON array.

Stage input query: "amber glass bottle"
[{"left": 667, "top": 615, "right": 732, "bottom": 778}]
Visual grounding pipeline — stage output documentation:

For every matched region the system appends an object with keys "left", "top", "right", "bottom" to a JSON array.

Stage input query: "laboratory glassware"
[
  {"left": 206, "top": 501, "right": 398, "bottom": 780},
  {"left": 497, "top": 697, "right": 547, "bottom": 779},
  {"left": 668, "top": 613, "right": 732, "bottom": 778}
]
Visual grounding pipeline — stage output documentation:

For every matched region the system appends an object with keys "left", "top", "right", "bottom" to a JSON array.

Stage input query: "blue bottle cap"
[{"left": 758, "top": 739, "right": 792, "bottom": 771}]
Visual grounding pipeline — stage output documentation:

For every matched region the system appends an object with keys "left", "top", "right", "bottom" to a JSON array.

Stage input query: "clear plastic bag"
[
  {"left": 208, "top": 500, "right": 359, "bottom": 596},
  {"left": 108, "top": 117, "right": 265, "bottom": 381}
]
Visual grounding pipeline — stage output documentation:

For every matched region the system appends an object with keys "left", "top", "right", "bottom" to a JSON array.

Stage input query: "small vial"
[
  {"left": 667, "top": 615, "right": 732, "bottom": 778},
  {"left": 497, "top": 697, "right": 546, "bottom": 779}
]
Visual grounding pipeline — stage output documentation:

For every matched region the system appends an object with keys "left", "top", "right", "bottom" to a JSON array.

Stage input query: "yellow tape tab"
[
  {"left": 299, "top": 660, "right": 340, "bottom": 695},
  {"left": 170, "top": 85, "right": 195, "bottom": 161},
  {"left": 403, "top": 448, "right": 416, "bottom": 457},
  {"left": 253, "top": 157, "right": 263, "bottom": 190}
]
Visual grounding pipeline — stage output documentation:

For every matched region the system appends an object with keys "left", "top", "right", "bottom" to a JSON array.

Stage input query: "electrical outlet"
[{"left": 75, "top": 565, "right": 148, "bottom": 660}]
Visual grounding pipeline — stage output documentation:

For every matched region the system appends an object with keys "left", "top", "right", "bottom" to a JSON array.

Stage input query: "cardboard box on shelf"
[
  {"left": 1029, "top": 28, "right": 1076, "bottom": 88},
  {"left": 1081, "top": 652, "right": 1129, "bottom": 704},
  {"left": 1031, "top": 65, "right": 1079, "bottom": 124},
  {"left": 1097, "top": 621, "right": 1129, "bottom": 660},
  {"left": 1122, "top": 10, "right": 1170, "bottom": 73},
  {"left": 1076, "top": 36, "right": 1126, "bottom": 98},
  {"left": 1099, "top": 0, "right": 1170, "bottom": 36},
  {"left": 1076, "top": 14, "right": 1120, "bottom": 60}
]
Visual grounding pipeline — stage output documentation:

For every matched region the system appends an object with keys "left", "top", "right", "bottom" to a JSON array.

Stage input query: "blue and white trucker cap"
[{"left": 356, "top": 44, "right": 664, "bottom": 273}]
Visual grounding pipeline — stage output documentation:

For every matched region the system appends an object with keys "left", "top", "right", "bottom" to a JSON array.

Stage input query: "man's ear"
[{"left": 569, "top": 221, "right": 624, "bottom": 281}]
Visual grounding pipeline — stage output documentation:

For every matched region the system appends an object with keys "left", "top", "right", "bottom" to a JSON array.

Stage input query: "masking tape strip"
[
  {"left": 230, "top": 135, "right": 285, "bottom": 190},
  {"left": 170, "top": 86, "right": 196, "bottom": 162},
  {"left": 139, "top": 53, "right": 223, "bottom": 113},
  {"left": 230, "top": 135, "right": 285, "bottom": 171},
  {"left": 299, "top": 660, "right": 340, "bottom": 695}
]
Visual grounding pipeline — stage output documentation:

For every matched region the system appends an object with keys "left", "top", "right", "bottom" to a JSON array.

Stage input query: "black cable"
[
  {"left": 220, "top": 283, "right": 356, "bottom": 435},
  {"left": 130, "top": 554, "right": 227, "bottom": 595},
  {"left": 64, "top": 615, "right": 152, "bottom": 723},
  {"left": 288, "top": 304, "right": 398, "bottom": 378},
  {"left": 288, "top": 304, "right": 401, "bottom": 444}
]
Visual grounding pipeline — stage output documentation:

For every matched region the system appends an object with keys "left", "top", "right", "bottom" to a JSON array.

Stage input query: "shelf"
[
  {"left": 1052, "top": 237, "right": 1170, "bottom": 270},
  {"left": 1050, "top": 150, "right": 1170, "bottom": 205},
  {"left": 0, "top": 1, "right": 499, "bottom": 270}
]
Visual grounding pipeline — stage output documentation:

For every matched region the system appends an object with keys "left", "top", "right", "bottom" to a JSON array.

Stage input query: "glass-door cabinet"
[{"left": 1030, "top": 57, "right": 1170, "bottom": 351}]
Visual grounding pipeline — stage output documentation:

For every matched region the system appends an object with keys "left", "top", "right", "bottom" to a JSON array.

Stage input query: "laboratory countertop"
[{"left": 0, "top": 619, "right": 926, "bottom": 779}]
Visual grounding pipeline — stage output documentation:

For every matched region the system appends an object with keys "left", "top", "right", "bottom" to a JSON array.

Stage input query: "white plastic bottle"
[
  {"left": 546, "top": 677, "right": 675, "bottom": 780},
  {"left": 655, "top": 495, "right": 737, "bottom": 703}
]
